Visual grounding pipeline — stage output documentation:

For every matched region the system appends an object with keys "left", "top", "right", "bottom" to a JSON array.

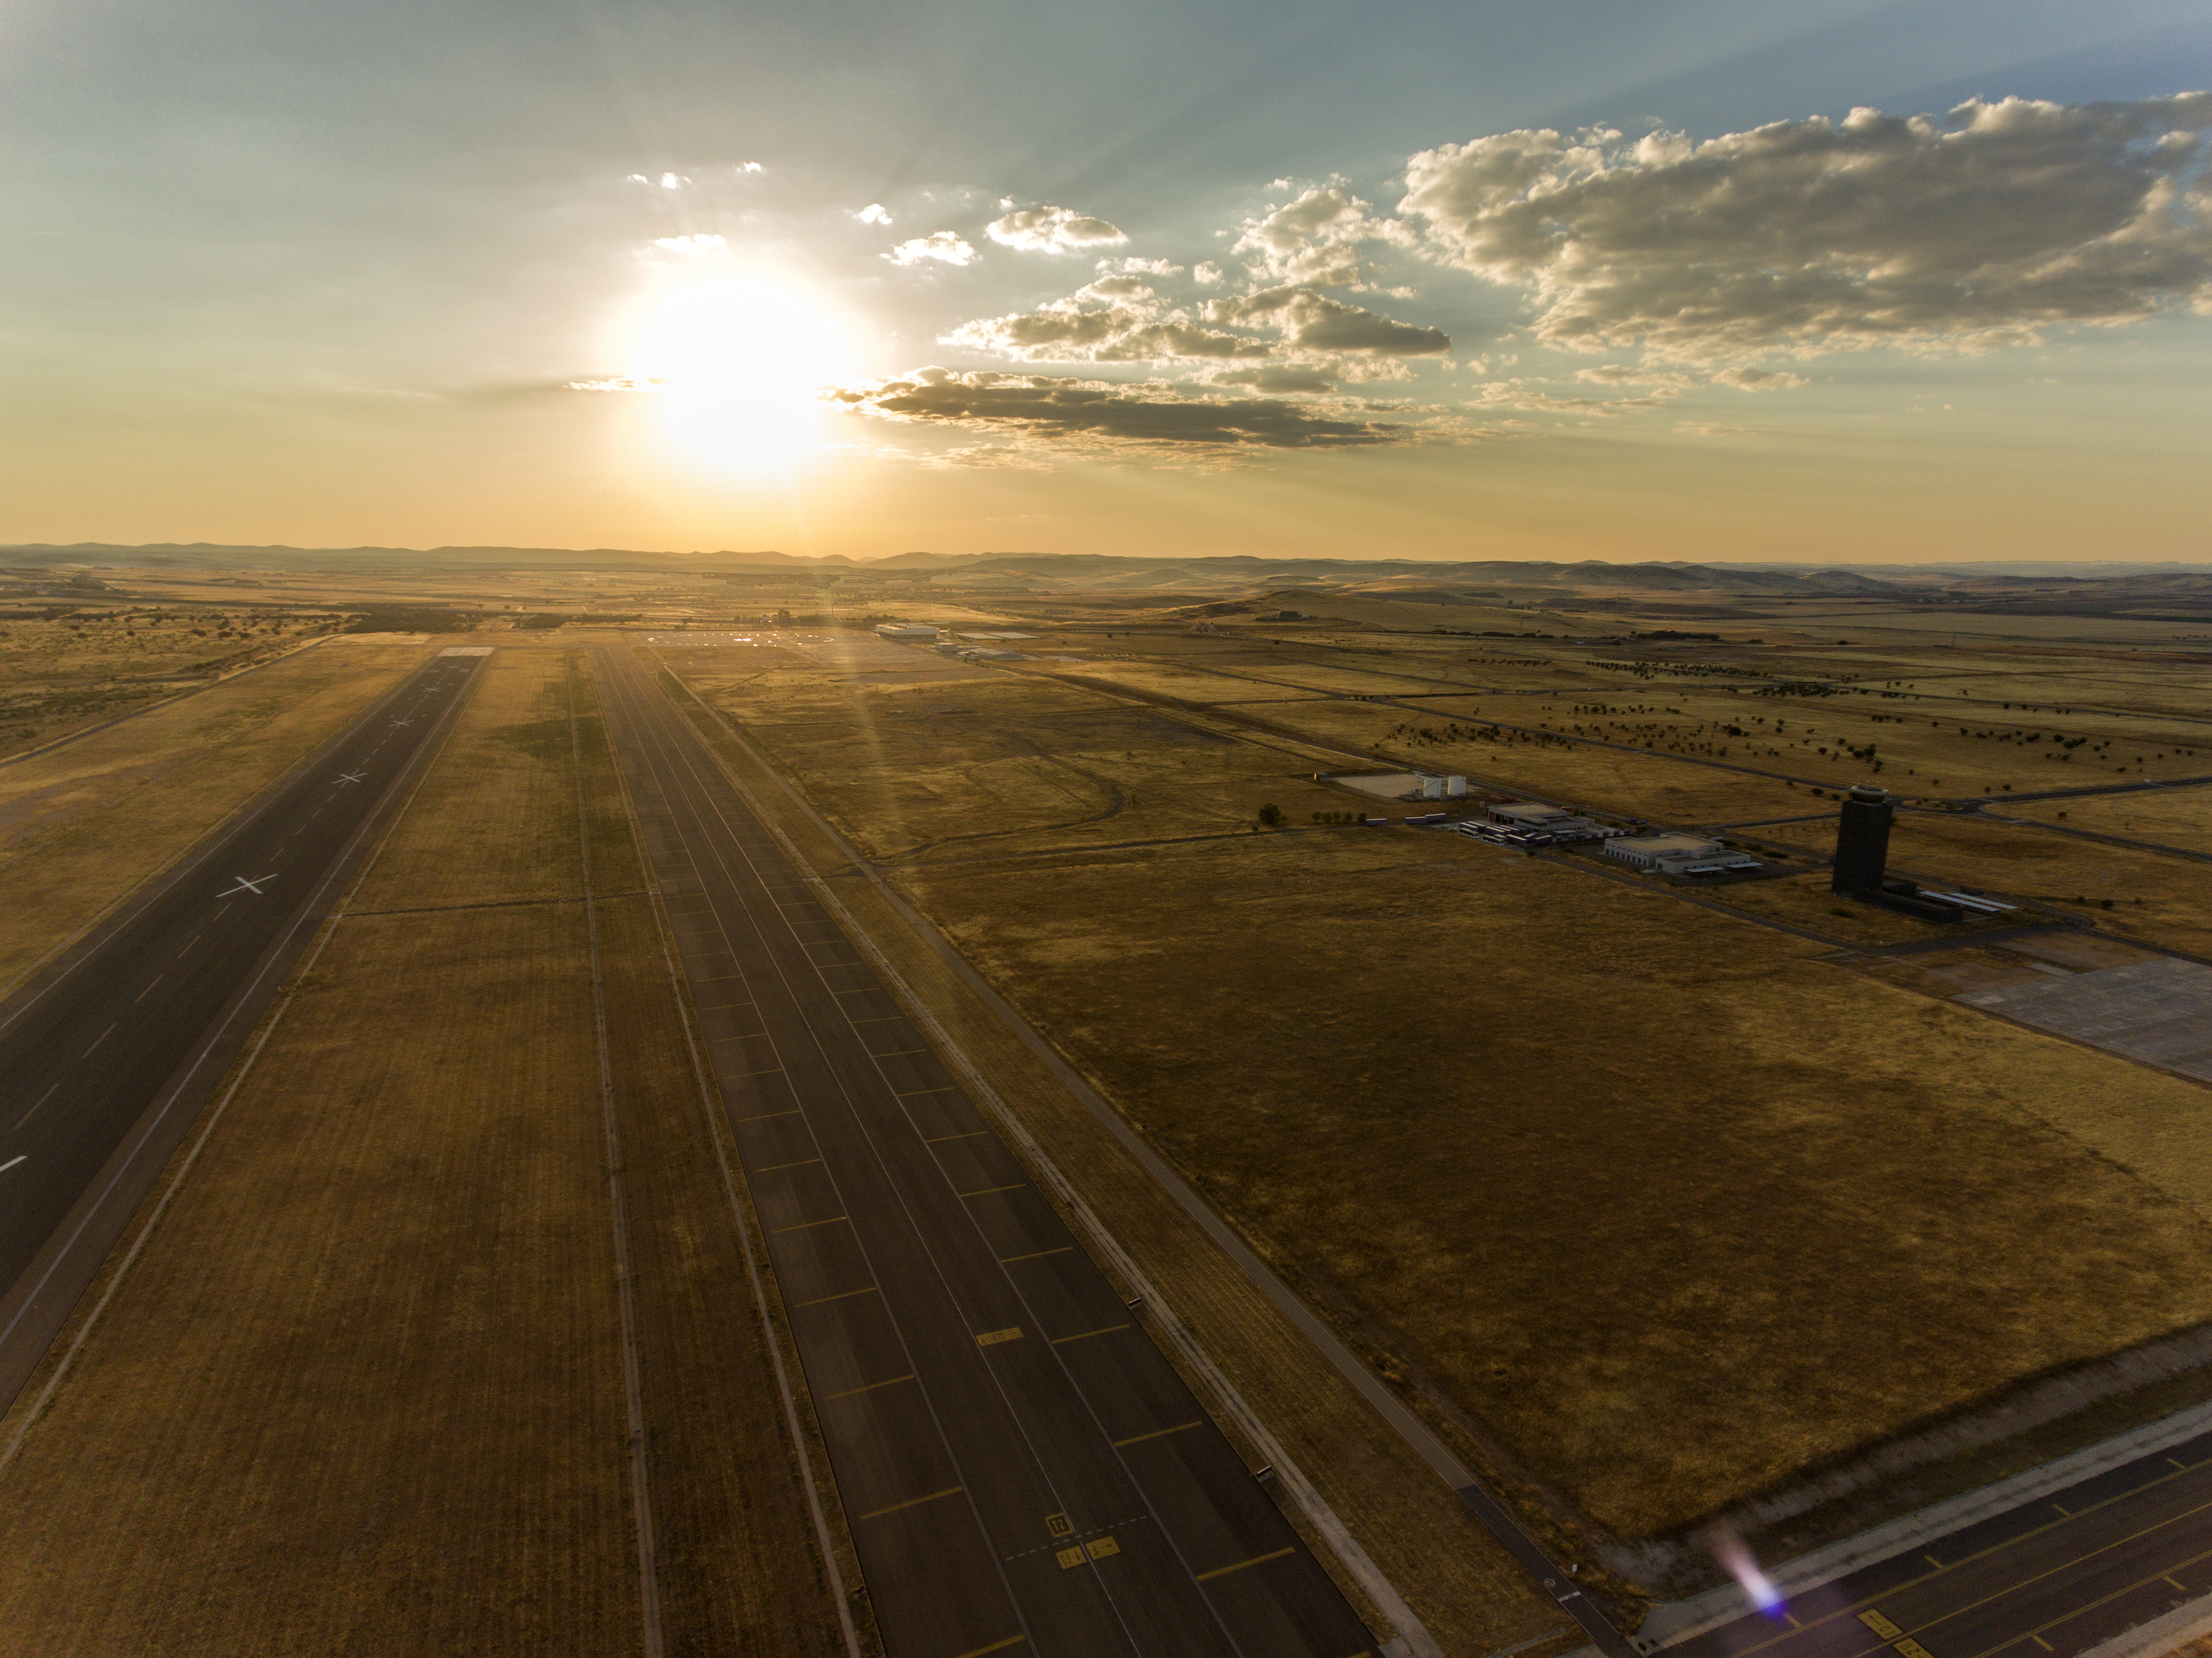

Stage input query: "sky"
[{"left": 3, "top": 0, "right": 2209, "bottom": 564}]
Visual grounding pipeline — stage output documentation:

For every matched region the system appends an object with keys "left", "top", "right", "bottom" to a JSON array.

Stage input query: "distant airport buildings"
[{"left": 1604, "top": 834, "right": 1761, "bottom": 877}]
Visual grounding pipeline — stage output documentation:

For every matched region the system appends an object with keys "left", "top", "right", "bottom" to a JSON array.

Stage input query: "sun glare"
[{"left": 622, "top": 260, "right": 853, "bottom": 474}]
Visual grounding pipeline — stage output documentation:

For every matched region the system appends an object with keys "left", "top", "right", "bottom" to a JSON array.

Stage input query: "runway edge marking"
[{"left": 646, "top": 648, "right": 1446, "bottom": 1658}]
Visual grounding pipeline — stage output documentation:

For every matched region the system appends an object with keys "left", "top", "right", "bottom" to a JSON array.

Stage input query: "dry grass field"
[
  {"left": 662, "top": 608, "right": 2212, "bottom": 1611},
  {"left": 0, "top": 639, "right": 424, "bottom": 997},
  {"left": 0, "top": 647, "right": 846, "bottom": 1655},
  {"left": 889, "top": 828, "right": 2212, "bottom": 1543},
  {"left": 0, "top": 605, "right": 342, "bottom": 756}
]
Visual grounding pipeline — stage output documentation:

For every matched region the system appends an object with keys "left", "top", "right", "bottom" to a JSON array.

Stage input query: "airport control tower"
[{"left": 1831, "top": 784, "right": 1895, "bottom": 894}]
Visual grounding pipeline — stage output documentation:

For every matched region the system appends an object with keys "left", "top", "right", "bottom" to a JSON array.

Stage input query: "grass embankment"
[
  {"left": 0, "top": 648, "right": 843, "bottom": 1654},
  {"left": 0, "top": 640, "right": 424, "bottom": 997},
  {"left": 656, "top": 653, "right": 1576, "bottom": 1658}
]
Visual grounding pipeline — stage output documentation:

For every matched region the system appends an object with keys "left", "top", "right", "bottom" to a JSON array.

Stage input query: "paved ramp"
[{"left": 1957, "top": 957, "right": 2212, "bottom": 1082}]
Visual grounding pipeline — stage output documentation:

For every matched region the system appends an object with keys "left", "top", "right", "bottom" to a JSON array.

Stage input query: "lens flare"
[{"left": 1713, "top": 1530, "right": 1785, "bottom": 1616}]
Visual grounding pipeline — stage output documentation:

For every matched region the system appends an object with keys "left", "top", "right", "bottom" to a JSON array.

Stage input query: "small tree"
[{"left": 1257, "top": 803, "right": 1284, "bottom": 827}]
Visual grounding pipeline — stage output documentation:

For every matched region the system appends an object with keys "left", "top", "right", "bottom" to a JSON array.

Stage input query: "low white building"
[
  {"left": 1604, "top": 833, "right": 1762, "bottom": 877},
  {"left": 875, "top": 623, "right": 941, "bottom": 642},
  {"left": 1488, "top": 801, "right": 1612, "bottom": 839}
]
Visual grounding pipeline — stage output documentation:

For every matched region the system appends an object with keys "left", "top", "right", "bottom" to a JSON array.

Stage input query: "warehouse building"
[
  {"left": 1604, "top": 834, "right": 1762, "bottom": 877},
  {"left": 875, "top": 623, "right": 941, "bottom": 642},
  {"left": 1487, "top": 801, "right": 1614, "bottom": 840}
]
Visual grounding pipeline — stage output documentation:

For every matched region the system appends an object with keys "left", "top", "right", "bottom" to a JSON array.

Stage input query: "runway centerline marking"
[
  {"left": 133, "top": 974, "right": 164, "bottom": 1003},
  {"left": 83, "top": 1022, "right": 118, "bottom": 1057},
  {"left": 0, "top": 1156, "right": 25, "bottom": 1175}
]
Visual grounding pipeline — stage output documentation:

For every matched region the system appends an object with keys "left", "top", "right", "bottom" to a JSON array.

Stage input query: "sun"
[{"left": 621, "top": 260, "right": 854, "bottom": 474}]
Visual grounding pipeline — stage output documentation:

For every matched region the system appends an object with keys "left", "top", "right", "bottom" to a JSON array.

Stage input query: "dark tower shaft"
[{"left": 1832, "top": 785, "right": 1894, "bottom": 894}]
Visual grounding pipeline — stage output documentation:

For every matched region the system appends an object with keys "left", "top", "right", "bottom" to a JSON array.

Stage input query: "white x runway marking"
[
  {"left": 334, "top": 770, "right": 366, "bottom": 785},
  {"left": 218, "top": 874, "right": 278, "bottom": 898}
]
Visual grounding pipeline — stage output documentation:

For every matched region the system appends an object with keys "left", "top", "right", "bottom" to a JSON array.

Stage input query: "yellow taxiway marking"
[
  {"left": 735, "top": 1107, "right": 801, "bottom": 1122},
  {"left": 2166, "top": 1576, "right": 2186, "bottom": 1591},
  {"left": 950, "top": 1637, "right": 1026, "bottom": 1658},
  {"left": 1196, "top": 1545, "right": 1294, "bottom": 1583},
  {"left": 2051, "top": 1502, "right": 2070, "bottom": 1517},
  {"left": 856, "top": 1485, "right": 962, "bottom": 1521},
  {"left": 1052, "top": 1324, "right": 1129, "bottom": 1345},
  {"left": 926, "top": 1130, "right": 990, "bottom": 1144},
  {"left": 960, "top": 1183, "right": 1026, "bottom": 1199},
  {"left": 756, "top": 1157, "right": 822, "bottom": 1173},
  {"left": 2029, "top": 1638, "right": 2052, "bottom": 1652},
  {"left": 825, "top": 1373, "right": 913, "bottom": 1400},
  {"left": 976, "top": 1326, "right": 1023, "bottom": 1347},
  {"left": 1000, "top": 1247, "right": 1074, "bottom": 1265},
  {"left": 1056, "top": 1545, "right": 1087, "bottom": 1569},
  {"left": 1046, "top": 1512, "right": 1074, "bottom": 1538},
  {"left": 795, "top": 1286, "right": 878, "bottom": 1309},
  {"left": 2173, "top": 1459, "right": 2190, "bottom": 1472},
  {"left": 1860, "top": 1611, "right": 1903, "bottom": 1640},
  {"left": 874, "top": 1047, "right": 929, "bottom": 1059},
  {"left": 1893, "top": 1639, "right": 1935, "bottom": 1658},
  {"left": 1924, "top": 1555, "right": 1944, "bottom": 1571},
  {"left": 1115, "top": 1420, "right": 1202, "bottom": 1449},
  {"left": 772, "top": 1215, "right": 848, "bottom": 1234},
  {"left": 1086, "top": 1536, "right": 1120, "bottom": 1560}
]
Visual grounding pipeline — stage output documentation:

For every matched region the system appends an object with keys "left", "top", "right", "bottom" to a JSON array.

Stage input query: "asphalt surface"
[
  {"left": 0, "top": 646, "right": 488, "bottom": 1413},
  {"left": 593, "top": 647, "right": 1379, "bottom": 1658},
  {"left": 1665, "top": 1429, "right": 2212, "bottom": 1658}
]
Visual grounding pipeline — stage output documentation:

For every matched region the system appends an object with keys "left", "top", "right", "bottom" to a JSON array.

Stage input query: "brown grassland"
[
  {"left": 0, "top": 648, "right": 845, "bottom": 1655},
  {"left": 0, "top": 639, "right": 425, "bottom": 997}
]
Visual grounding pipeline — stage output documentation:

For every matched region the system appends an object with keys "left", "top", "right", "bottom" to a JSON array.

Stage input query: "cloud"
[
  {"left": 889, "top": 232, "right": 980, "bottom": 267},
  {"left": 948, "top": 303, "right": 1274, "bottom": 362},
  {"left": 1194, "top": 262, "right": 1225, "bottom": 285},
  {"left": 1472, "top": 378, "right": 1679, "bottom": 413},
  {"left": 826, "top": 367, "right": 1412, "bottom": 448},
  {"left": 1102, "top": 257, "right": 1184, "bottom": 276},
  {"left": 1232, "top": 184, "right": 1414, "bottom": 288},
  {"left": 628, "top": 172, "right": 692, "bottom": 190},
  {"left": 1400, "top": 96, "right": 2212, "bottom": 361},
  {"left": 651, "top": 233, "right": 726, "bottom": 256},
  {"left": 737, "top": 161, "right": 764, "bottom": 174},
  {"left": 857, "top": 203, "right": 893, "bottom": 224},
  {"left": 985, "top": 204, "right": 1130, "bottom": 254},
  {"left": 1710, "top": 366, "right": 1809, "bottom": 391},
  {"left": 1206, "top": 287, "right": 1451, "bottom": 355},
  {"left": 1206, "top": 364, "right": 1340, "bottom": 393},
  {"left": 1575, "top": 363, "right": 1690, "bottom": 388}
]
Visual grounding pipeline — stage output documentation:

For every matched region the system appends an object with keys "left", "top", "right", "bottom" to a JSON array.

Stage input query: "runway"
[
  {"left": 0, "top": 646, "right": 489, "bottom": 1413},
  {"left": 592, "top": 647, "right": 1379, "bottom": 1658},
  {"left": 1665, "top": 1428, "right": 2212, "bottom": 1658}
]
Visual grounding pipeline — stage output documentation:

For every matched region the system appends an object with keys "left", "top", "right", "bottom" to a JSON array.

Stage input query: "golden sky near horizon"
[{"left": 2, "top": 0, "right": 2209, "bottom": 563}]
